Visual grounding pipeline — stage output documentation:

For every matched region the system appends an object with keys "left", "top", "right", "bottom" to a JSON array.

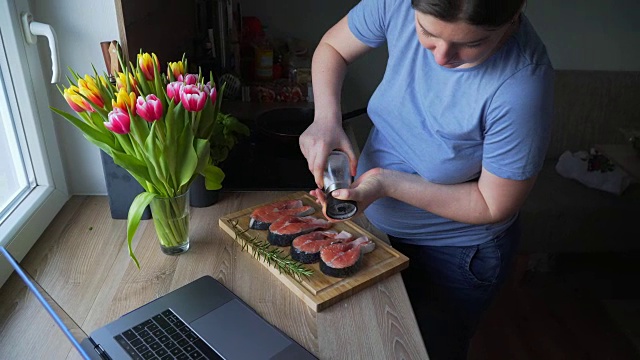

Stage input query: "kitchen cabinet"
[{"left": 114, "top": 0, "right": 197, "bottom": 64}]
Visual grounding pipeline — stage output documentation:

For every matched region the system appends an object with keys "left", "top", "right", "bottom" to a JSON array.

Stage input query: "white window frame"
[{"left": 0, "top": 0, "right": 69, "bottom": 287}]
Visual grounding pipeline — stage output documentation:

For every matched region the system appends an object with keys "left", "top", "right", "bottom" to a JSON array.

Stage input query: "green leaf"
[
  {"left": 176, "top": 132, "right": 199, "bottom": 190},
  {"left": 144, "top": 126, "right": 170, "bottom": 192},
  {"left": 126, "top": 192, "right": 157, "bottom": 268},
  {"left": 163, "top": 101, "right": 178, "bottom": 187},
  {"left": 202, "top": 163, "right": 225, "bottom": 190},
  {"left": 225, "top": 115, "right": 250, "bottom": 136},
  {"left": 111, "top": 150, "right": 153, "bottom": 185},
  {"left": 84, "top": 135, "right": 117, "bottom": 155},
  {"left": 129, "top": 112, "right": 150, "bottom": 142},
  {"left": 153, "top": 58, "right": 164, "bottom": 98},
  {"left": 135, "top": 68, "right": 150, "bottom": 95},
  {"left": 51, "top": 107, "right": 117, "bottom": 149}
]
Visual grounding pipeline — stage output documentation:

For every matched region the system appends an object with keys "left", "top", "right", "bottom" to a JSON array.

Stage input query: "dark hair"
[{"left": 411, "top": 0, "right": 525, "bottom": 28}]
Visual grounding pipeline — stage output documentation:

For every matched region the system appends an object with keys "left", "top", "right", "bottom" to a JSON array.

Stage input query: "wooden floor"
[{"left": 469, "top": 253, "right": 640, "bottom": 360}]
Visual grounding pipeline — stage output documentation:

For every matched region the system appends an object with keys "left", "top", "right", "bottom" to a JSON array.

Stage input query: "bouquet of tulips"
[{"left": 52, "top": 51, "right": 235, "bottom": 267}]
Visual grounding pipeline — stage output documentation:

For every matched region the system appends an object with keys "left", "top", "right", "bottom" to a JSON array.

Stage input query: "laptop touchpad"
[{"left": 190, "top": 299, "right": 292, "bottom": 359}]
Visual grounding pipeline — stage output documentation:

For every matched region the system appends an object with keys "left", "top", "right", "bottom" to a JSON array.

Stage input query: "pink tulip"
[
  {"left": 105, "top": 107, "right": 131, "bottom": 134},
  {"left": 166, "top": 81, "right": 183, "bottom": 104},
  {"left": 204, "top": 82, "right": 217, "bottom": 105},
  {"left": 135, "top": 94, "right": 163, "bottom": 122},
  {"left": 180, "top": 84, "right": 207, "bottom": 112},
  {"left": 183, "top": 74, "right": 198, "bottom": 85}
]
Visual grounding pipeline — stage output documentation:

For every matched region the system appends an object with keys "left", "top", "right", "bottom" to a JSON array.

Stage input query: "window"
[
  {"left": 0, "top": 0, "right": 69, "bottom": 287},
  {"left": 0, "top": 58, "right": 36, "bottom": 223}
]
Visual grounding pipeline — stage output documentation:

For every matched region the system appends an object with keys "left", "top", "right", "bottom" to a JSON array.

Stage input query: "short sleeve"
[
  {"left": 483, "top": 64, "right": 555, "bottom": 180},
  {"left": 348, "top": 0, "right": 397, "bottom": 48}
]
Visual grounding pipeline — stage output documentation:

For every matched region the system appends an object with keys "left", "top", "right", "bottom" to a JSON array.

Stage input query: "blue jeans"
[{"left": 388, "top": 218, "right": 520, "bottom": 360}]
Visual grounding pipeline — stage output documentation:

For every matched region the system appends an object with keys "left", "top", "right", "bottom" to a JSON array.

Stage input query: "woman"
[{"left": 299, "top": 0, "right": 554, "bottom": 358}]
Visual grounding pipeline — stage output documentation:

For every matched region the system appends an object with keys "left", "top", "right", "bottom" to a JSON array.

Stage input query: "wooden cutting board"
[{"left": 219, "top": 192, "right": 409, "bottom": 312}]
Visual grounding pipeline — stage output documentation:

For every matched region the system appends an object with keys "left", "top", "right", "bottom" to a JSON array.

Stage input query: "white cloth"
[{"left": 555, "top": 150, "right": 633, "bottom": 195}]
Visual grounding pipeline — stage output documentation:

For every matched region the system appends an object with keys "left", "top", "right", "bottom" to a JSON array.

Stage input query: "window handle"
[{"left": 20, "top": 12, "right": 59, "bottom": 83}]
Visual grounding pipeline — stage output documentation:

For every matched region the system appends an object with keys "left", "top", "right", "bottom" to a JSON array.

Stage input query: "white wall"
[
  {"left": 33, "top": 0, "right": 119, "bottom": 195},
  {"left": 37, "top": 0, "right": 639, "bottom": 195},
  {"left": 526, "top": 0, "right": 640, "bottom": 71}
]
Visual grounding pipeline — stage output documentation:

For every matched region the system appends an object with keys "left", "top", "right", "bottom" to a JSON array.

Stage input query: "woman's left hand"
[{"left": 309, "top": 167, "right": 386, "bottom": 221}]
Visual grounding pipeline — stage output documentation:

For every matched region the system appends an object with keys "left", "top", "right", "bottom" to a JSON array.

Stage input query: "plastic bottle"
[{"left": 254, "top": 26, "right": 273, "bottom": 81}]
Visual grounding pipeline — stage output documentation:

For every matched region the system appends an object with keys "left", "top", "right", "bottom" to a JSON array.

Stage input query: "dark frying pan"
[{"left": 255, "top": 107, "right": 367, "bottom": 146}]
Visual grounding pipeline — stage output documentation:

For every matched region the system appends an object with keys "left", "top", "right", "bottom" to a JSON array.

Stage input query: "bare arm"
[
  {"left": 330, "top": 166, "right": 536, "bottom": 225},
  {"left": 299, "top": 16, "right": 373, "bottom": 188}
]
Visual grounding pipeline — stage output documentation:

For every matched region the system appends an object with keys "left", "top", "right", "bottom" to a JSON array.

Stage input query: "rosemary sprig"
[{"left": 229, "top": 219, "right": 314, "bottom": 281}]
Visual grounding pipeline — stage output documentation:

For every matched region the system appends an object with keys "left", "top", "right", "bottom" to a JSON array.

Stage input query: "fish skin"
[{"left": 319, "top": 236, "right": 375, "bottom": 277}]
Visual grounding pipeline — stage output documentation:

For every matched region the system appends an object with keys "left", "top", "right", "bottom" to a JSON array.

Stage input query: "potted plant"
[{"left": 190, "top": 112, "right": 249, "bottom": 207}]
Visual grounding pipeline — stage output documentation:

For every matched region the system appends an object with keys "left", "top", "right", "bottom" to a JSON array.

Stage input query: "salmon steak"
[
  {"left": 290, "top": 230, "right": 354, "bottom": 264},
  {"left": 319, "top": 236, "right": 376, "bottom": 278},
  {"left": 249, "top": 199, "right": 315, "bottom": 230},
  {"left": 267, "top": 215, "right": 332, "bottom": 247}
]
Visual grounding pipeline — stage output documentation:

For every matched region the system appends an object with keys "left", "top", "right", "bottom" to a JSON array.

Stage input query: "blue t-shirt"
[{"left": 348, "top": 0, "right": 554, "bottom": 246}]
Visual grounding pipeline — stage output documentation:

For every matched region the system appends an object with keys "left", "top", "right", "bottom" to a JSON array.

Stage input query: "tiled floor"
[{"left": 469, "top": 252, "right": 640, "bottom": 359}]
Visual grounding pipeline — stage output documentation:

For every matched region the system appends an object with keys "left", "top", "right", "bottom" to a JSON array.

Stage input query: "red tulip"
[
  {"left": 180, "top": 84, "right": 207, "bottom": 112},
  {"left": 105, "top": 107, "right": 131, "bottom": 134},
  {"left": 135, "top": 94, "right": 163, "bottom": 122}
]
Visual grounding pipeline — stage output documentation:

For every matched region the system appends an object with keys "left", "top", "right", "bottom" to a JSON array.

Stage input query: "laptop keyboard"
[{"left": 114, "top": 309, "right": 223, "bottom": 360}]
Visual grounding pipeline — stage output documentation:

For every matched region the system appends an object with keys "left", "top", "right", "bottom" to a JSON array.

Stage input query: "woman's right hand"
[{"left": 299, "top": 114, "right": 356, "bottom": 189}]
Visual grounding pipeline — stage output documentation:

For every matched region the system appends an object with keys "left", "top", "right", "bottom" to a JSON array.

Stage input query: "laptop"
[{"left": 0, "top": 246, "right": 317, "bottom": 360}]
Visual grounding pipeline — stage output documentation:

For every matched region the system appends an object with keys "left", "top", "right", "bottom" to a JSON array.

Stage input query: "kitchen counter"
[{"left": 0, "top": 192, "right": 428, "bottom": 359}]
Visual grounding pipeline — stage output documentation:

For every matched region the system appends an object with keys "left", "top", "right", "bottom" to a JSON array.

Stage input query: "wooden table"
[{"left": 0, "top": 192, "right": 428, "bottom": 360}]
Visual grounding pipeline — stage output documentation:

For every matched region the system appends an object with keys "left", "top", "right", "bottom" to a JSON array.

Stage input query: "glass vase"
[{"left": 149, "top": 191, "right": 190, "bottom": 255}]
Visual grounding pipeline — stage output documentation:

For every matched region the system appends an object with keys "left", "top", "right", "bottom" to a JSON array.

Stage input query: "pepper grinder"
[{"left": 323, "top": 151, "right": 358, "bottom": 220}]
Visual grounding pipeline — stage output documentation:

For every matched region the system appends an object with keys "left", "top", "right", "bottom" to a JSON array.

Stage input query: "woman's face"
[{"left": 414, "top": 12, "right": 516, "bottom": 68}]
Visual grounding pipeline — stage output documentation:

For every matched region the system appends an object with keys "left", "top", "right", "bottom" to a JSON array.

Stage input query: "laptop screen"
[{"left": 0, "top": 246, "right": 93, "bottom": 359}]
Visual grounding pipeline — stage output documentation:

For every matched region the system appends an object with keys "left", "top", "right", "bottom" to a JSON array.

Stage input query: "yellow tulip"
[
  {"left": 78, "top": 75, "right": 105, "bottom": 108},
  {"left": 137, "top": 52, "right": 159, "bottom": 81},
  {"left": 111, "top": 88, "right": 136, "bottom": 112},
  {"left": 167, "top": 61, "right": 185, "bottom": 80},
  {"left": 63, "top": 85, "right": 93, "bottom": 112},
  {"left": 116, "top": 72, "right": 139, "bottom": 95}
]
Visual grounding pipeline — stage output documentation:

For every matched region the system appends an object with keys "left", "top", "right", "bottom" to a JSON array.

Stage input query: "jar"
[
  {"left": 255, "top": 46, "right": 273, "bottom": 81},
  {"left": 288, "top": 52, "right": 311, "bottom": 85}
]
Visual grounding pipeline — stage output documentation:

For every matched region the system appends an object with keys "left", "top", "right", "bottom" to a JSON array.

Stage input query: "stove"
[{"left": 219, "top": 124, "right": 317, "bottom": 191}]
